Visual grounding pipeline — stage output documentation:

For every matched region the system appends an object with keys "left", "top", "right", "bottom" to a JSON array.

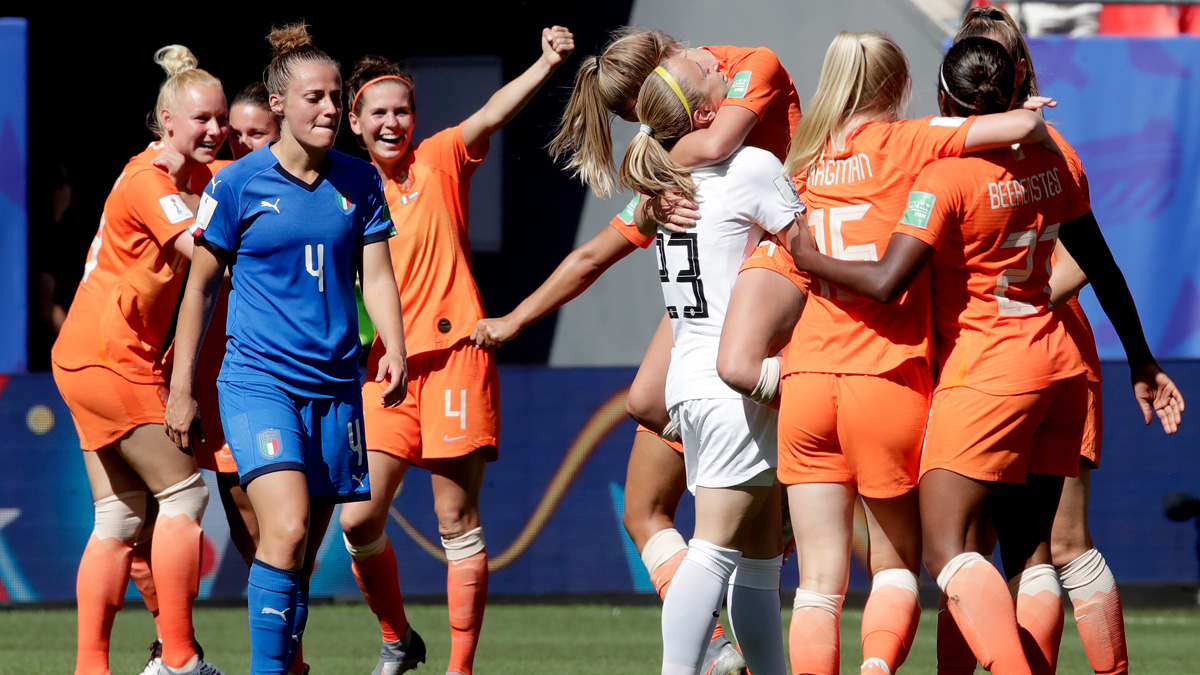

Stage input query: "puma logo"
[
  {"left": 261, "top": 198, "right": 281, "bottom": 213},
  {"left": 261, "top": 606, "right": 290, "bottom": 621},
  {"left": 210, "top": 179, "right": 223, "bottom": 192},
  {"left": 351, "top": 473, "right": 367, "bottom": 488}
]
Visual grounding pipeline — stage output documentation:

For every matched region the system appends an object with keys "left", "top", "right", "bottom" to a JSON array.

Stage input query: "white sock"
[
  {"left": 660, "top": 539, "right": 741, "bottom": 675},
  {"left": 727, "top": 555, "right": 786, "bottom": 675},
  {"left": 1057, "top": 548, "right": 1116, "bottom": 602}
]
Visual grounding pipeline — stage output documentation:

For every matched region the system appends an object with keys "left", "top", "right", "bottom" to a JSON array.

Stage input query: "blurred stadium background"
[{"left": 1, "top": 0, "right": 1199, "bottom": 666}]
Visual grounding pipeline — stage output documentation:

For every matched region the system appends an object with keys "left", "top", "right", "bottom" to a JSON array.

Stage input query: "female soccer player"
[
  {"left": 621, "top": 57, "right": 803, "bottom": 675},
  {"left": 471, "top": 30, "right": 803, "bottom": 673},
  {"left": 787, "top": 37, "right": 1183, "bottom": 675},
  {"left": 338, "top": 27, "right": 573, "bottom": 675},
  {"left": 774, "top": 31, "right": 1057, "bottom": 675},
  {"left": 229, "top": 82, "right": 281, "bottom": 160},
  {"left": 50, "top": 44, "right": 227, "bottom": 675},
  {"left": 164, "top": 24, "right": 408, "bottom": 675}
]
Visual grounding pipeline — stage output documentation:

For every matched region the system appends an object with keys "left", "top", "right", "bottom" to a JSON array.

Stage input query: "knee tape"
[
  {"left": 154, "top": 472, "right": 209, "bottom": 521},
  {"left": 93, "top": 491, "right": 147, "bottom": 542},
  {"left": 1056, "top": 548, "right": 1106, "bottom": 589},
  {"left": 640, "top": 528, "right": 688, "bottom": 574},
  {"left": 731, "top": 555, "right": 783, "bottom": 590},
  {"left": 748, "top": 357, "right": 782, "bottom": 406},
  {"left": 442, "top": 527, "right": 485, "bottom": 561},
  {"left": 793, "top": 588, "right": 844, "bottom": 615},
  {"left": 1008, "top": 563, "right": 1061, "bottom": 599},
  {"left": 343, "top": 532, "right": 389, "bottom": 561}
]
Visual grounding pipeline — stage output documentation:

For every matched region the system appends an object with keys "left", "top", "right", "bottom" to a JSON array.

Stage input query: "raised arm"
[
  {"left": 361, "top": 240, "right": 408, "bottom": 407},
  {"left": 789, "top": 225, "right": 934, "bottom": 304},
  {"left": 471, "top": 227, "right": 636, "bottom": 348},
  {"left": 460, "top": 26, "right": 575, "bottom": 153},
  {"left": 1058, "top": 211, "right": 1184, "bottom": 433},
  {"left": 165, "top": 242, "right": 227, "bottom": 451}
]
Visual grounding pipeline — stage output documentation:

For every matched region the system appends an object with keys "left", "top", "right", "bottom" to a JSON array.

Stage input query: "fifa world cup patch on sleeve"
[
  {"left": 726, "top": 71, "right": 753, "bottom": 99},
  {"left": 194, "top": 192, "right": 218, "bottom": 231},
  {"left": 929, "top": 116, "right": 967, "bottom": 128},
  {"left": 900, "top": 192, "right": 936, "bottom": 229},
  {"left": 774, "top": 174, "right": 803, "bottom": 209},
  {"left": 159, "top": 194, "right": 195, "bottom": 225},
  {"left": 617, "top": 195, "right": 641, "bottom": 224}
]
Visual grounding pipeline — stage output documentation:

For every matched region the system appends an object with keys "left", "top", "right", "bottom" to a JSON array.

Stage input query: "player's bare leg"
[
  {"left": 717, "top": 267, "right": 805, "bottom": 399},
  {"left": 922, "top": 469, "right": 1032, "bottom": 675},
  {"left": 117, "top": 424, "right": 212, "bottom": 674},
  {"left": 786, "top": 482, "right": 855, "bottom": 675},
  {"left": 1052, "top": 463, "right": 1128, "bottom": 675},
  {"left": 430, "top": 450, "right": 489, "bottom": 675},
  {"left": 217, "top": 472, "right": 261, "bottom": 566},
  {"left": 627, "top": 313, "right": 674, "bottom": 434},
  {"left": 860, "top": 492, "right": 923, "bottom": 674}
]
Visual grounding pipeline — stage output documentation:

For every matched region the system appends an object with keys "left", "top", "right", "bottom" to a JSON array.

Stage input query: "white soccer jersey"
[{"left": 661, "top": 146, "right": 803, "bottom": 409}]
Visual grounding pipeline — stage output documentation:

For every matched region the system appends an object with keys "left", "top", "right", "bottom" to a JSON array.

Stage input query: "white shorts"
[{"left": 670, "top": 397, "right": 778, "bottom": 493}]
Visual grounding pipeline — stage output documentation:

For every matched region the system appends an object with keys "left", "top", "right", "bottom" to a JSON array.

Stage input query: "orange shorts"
[
  {"left": 191, "top": 379, "right": 237, "bottom": 473},
  {"left": 921, "top": 374, "right": 1088, "bottom": 484},
  {"left": 635, "top": 424, "right": 684, "bottom": 453},
  {"left": 363, "top": 340, "right": 500, "bottom": 468},
  {"left": 51, "top": 363, "right": 168, "bottom": 452},
  {"left": 777, "top": 359, "right": 931, "bottom": 498},
  {"left": 1080, "top": 379, "right": 1103, "bottom": 468},
  {"left": 739, "top": 236, "right": 810, "bottom": 294}
]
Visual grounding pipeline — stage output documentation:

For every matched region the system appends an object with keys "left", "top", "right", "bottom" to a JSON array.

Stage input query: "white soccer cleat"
[
  {"left": 702, "top": 635, "right": 747, "bottom": 675},
  {"left": 138, "top": 640, "right": 163, "bottom": 675}
]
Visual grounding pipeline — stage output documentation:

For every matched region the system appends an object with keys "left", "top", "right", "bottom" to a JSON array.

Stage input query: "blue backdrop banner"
[
  {"left": 1029, "top": 37, "right": 1200, "bottom": 360},
  {"left": 0, "top": 363, "right": 1197, "bottom": 605},
  {"left": 0, "top": 19, "right": 28, "bottom": 371}
]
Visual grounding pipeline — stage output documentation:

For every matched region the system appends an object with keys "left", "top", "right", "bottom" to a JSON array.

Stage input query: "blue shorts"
[{"left": 218, "top": 379, "right": 371, "bottom": 503}]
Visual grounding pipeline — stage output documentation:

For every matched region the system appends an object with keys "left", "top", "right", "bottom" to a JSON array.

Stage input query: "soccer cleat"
[
  {"left": 861, "top": 657, "right": 892, "bottom": 674},
  {"left": 160, "top": 658, "right": 225, "bottom": 675},
  {"left": 372, "top": 626, "right": 427, "bottom": 675},
  {"left": 702, "top": 635, "right": 747, "bottom": 675},
  {"left": 139, "top": 640, "right": 163, "bottom": 675}
]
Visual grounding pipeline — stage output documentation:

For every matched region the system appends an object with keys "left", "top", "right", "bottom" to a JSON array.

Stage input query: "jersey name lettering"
[
  {"left": 988, "top": 167, "right": 1063, "bottom": 210},
  {"left": 809, "top": 153, "right": 874, "bottom": 187}
]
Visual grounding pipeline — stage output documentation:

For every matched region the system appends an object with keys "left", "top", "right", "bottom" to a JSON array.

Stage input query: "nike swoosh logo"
[{"left": 444, "top": 434, "right": 467, "bottom": 443}]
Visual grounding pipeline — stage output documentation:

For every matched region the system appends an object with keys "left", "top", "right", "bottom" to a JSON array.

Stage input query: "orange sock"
[
  {"left": 348, "top": 536, "right": 410, "bottom": 642},
  {"left": 76, "top": 535, "right": 134, "bottom": 675},
  {"left": 936, "top": 593, "right": 977, "bottom": 674},
  {"left": 130, "top": 539, "right": 162, "bottom": 639},
  {"left": 1010, "top": 565, "right": 1064, "bottom": 675},
  {"left": 446, "top": 549, "right": 488, "bottom": 675},
  {"left": 1058, "top": 549, "right": 1128, "bottom": 675},
  {"left": 937, "top": 553, "right": 1031, "bottom": 675},
  {"left": 861, "top": 569, "right": 920, "bottom": 672},
  {"left": 789, "top": 589, "right": 842, "bottom": 675},
  {"left": 650, "top": 544, "right": 726, "bottom": 641},
  {"left": 151, "top": 475, "right": 207, "bottom": 670},
  {"left": 288, "top": 641, "right": 306, "bottom": 674}
]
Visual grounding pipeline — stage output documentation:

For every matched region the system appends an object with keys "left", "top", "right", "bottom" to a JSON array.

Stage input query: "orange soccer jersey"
[
  {"left": 609, "top": 45, "right": 801, "bottom": 249},
  {"left": 369, "top": 123, "right": 487, "bottom": 363},
  {"left": 785, "top": 116, "right": 977, "bottom": 376},
  {"left": 52, "top": 143, "right": 211, "bottom": 382},
  {"left": 893, "top": 145, "right": 1091, "bottom": 395}
]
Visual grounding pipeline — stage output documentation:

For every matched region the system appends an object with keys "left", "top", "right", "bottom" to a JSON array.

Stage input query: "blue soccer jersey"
[{"left": 192, "top": 146, "right": 395, "bottom": 397}]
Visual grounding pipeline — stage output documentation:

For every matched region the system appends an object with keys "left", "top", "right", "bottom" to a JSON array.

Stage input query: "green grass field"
[{"left": 2, "top": 603, "right": 1197, "bottom": 674}]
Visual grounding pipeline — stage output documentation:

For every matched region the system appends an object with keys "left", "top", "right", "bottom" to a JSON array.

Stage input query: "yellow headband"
[{"left": 653, "top": 66, "right": 693, "bottom": 131}]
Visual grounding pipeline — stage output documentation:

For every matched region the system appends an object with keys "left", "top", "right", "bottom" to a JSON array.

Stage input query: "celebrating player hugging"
[{"left": 48, "top": 6, "right": 1187, "bottom": 674}]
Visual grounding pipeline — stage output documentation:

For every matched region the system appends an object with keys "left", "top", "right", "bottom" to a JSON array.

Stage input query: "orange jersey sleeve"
[
  {"left": 373, "top": 123, "right": 489, "bottom": 362},
  {"left": 895, "top": 146, "right": 1089, "bottom": 395},
  {"left": 785, "top": 116, "right": 976, "bottom": 377},
  {"left": 702, "top": 45, "right": 802, "bottom": 161},
  {"left": 607, "top": 195, "right": 654, "bottom": 249},
  {"left": 52, "top": 144, "right": 211, "bottom": 382}
]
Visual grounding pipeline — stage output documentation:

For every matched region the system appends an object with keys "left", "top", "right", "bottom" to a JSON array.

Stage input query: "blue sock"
[
  {"left": 287, "top": 582, "right": 310, "bottom": 670},
  {"left": 248, "top": 559, "right": 300, "bottom": 675}
]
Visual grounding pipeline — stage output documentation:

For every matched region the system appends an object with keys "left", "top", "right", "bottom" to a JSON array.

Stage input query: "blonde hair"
[
  {"left": 149, "top": 45, "right": 222, "bottom": 138},
  {"left": 782, "top": 31, "right": 909, "bottom": 176},
  {"left": 549, "top": 27, "right": 684, "bottom": 198},
  {"left": 264, "top": 22, "right": 340, "bottom": 101},
  {"left": 956, "top": 6, "right": 1039, "bottom": 100},
  {"left": 618, "top": 61, "right": 706, "bottom": 199}
]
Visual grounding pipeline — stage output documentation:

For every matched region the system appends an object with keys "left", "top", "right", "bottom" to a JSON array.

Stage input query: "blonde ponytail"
[
  {"left": 618, "top": 62, "right": 705, "bottom": 199},
  {"left": 149, "top": 45, "right": 222, "bottom": 138},
  {"left": 550, "top": 26, "right": 683, "bottom": 198},
  {"left": 783, "top": 31, "right": 908, "bottom": 176}
]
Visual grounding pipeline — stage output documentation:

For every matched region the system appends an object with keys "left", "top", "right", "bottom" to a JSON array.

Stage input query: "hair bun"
[
  {"left": 267, "top": 23, "right": 314, "bottom": 59},
  {"left": 154, "top": 45, "right": 199, "bottom": 77}
]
